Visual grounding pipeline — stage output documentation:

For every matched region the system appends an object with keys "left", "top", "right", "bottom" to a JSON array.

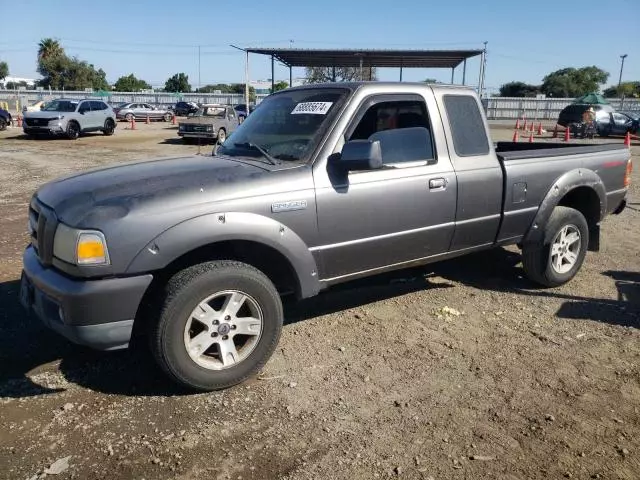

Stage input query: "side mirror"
[{"left": 333, "top": 139, "right": 383, "bottom": 171}]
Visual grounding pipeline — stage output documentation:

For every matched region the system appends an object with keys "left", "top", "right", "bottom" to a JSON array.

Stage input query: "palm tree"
[{"left": 38, "top": 38, "right": 63, "bottom": 62}]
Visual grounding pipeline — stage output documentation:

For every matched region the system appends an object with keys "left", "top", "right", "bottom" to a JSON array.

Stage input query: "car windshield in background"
[
  {"left": 217, "top": 88, "right": 349, "bottom": 163},
  {"left": 196, "top": 106, "right": 226, "bottom": 117},
  {"left": 42, "top": 100, "right": 78, "bottom": 112}
]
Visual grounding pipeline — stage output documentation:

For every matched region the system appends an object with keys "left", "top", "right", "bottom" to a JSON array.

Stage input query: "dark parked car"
[
  {"left": 557, "top": 103, "right": 613, "bottom": 127},
  {"left": 597, "top": 111, "right": 639, "bottom": 137},
  {"left": 0, "top": 108, "right": 11, "bottom": 130},
  {"left": 173, "top": 101, "right": 200, "bottom": 117},
  {"left": 233, "top": 103, "right": 256, "bottom": 123}
]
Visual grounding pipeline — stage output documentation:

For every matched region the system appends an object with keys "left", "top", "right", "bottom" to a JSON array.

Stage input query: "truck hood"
[{"left": 36, "top": 155, "right": 271, "bottom": 227}]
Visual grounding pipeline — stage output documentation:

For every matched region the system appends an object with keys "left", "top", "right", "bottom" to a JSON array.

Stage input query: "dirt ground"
[{"left": 0, "top": 121, "right": 639, "bottom": 480}]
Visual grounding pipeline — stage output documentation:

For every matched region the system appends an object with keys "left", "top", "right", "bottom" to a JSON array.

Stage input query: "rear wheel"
[
  {"left": 0, "top": 117, "right": 6, "bottom": 131},
  {"left": 522, "top": 206, "right": 589, "bottom": 287},
  {"left": 103, "top": 118, "right": 115, "bottom": 136},
  {"left": 125, "top": 113, "right": 134, "bottom": 122},
  {"left": 150, "top": 261, "right": 283, "bottom": 391},
  {"left": 66, "top": 121, "right": 80, "bottom": 140}
]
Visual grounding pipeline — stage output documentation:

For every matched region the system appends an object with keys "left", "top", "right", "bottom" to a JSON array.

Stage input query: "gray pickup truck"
[{"left": 20, "top": 82, "right": 631, "bottom": 391}]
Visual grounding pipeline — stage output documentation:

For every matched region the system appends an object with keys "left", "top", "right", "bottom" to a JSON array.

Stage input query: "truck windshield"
[
  {"left": 42, "top": 100, "right": 79, "bottom": 112},
  {"left": 217, "top": 88, "right": 349, "bottom": 163}
]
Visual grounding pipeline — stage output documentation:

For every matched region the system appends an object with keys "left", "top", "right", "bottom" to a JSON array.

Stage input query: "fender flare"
[
  {"left": 522, "top": 168, "right": 606, "bottom": 245},
  {"left": 126, "top": 212, "right": 321, "bottom": 298}
]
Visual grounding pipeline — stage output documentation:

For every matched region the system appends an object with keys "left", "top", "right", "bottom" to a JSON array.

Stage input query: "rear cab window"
[{"left": 442, "top": 94, "right": 490, "bottom": 157}]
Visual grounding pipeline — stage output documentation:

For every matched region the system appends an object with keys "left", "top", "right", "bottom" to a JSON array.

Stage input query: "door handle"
[{"left": 429, "top": 178, "right": 447, "bottom": 190}]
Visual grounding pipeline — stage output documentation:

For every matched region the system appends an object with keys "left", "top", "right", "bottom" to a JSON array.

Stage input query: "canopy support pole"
[
  {"left": 462, "top": 59, "right": 467, "bottom": 85},
  {"left": 271, "top": 56, "right": 275, "bottom": 92},
  {"left": 289, "top": 65, "right": 292, "bottom": 87},
  {"left": 332, "top": 65, "right": 336, "bottom": 82},
  {"left": 399, "top": 58, "right": 403, "bottom": 82},
  {"left": 451, "top": 67, "right": 455, "bottom": 84}
]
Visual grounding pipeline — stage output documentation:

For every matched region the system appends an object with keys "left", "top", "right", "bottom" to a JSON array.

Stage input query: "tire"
[
  {"left": 238, "top": 115, "right": 245, "bottom": 124},
  {"left": 103, "top": 118, "right": 115, "bottom": 136},
  {"left": 522, "top": 206, "right": 589, "bottom": 287},
  {"left": 0, "top": 117, "right": 6, "bottom": 131},
  {"left": 217, "top": 128, "right": 226, "bottom": 144},
  {"left": 66, "top": 121, "right": 80, "bottom": 140},
  {"left": 151, "top": 260, "right": 283, "bottom": 391},
  {"left": 164, "top": 113, "right": 173, "bottom": 122},
  {"left": 125, "top": 113, "right": 134, "bottom": 122}
]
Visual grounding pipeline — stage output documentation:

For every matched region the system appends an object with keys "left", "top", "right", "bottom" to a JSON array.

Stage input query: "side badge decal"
[{"left": 272, "top": 200, "right": 308, "bottom": 213}]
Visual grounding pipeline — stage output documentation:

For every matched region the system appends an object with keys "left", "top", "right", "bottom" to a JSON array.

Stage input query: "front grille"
[
  {"left": 184, "top": 124, "right": 209, "bottom": 132},
  {"left": 29, "top": 198, "right": 58, "bottom": 266},
  {"left": 25, "top": 118, "right": 54, "bottom": 127}
]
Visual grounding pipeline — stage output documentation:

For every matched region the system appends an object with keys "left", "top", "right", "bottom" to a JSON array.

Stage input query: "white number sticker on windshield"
[{"left": 291, "top": 102, "right": 333, "bottom": 115}]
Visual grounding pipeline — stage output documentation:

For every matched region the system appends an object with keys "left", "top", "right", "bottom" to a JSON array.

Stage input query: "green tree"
[
  {"left": 305, "top": 66, "right": 377, "bottom": 83},
  {"left": 499, "top": 81, "right": 540, "bottom": 97},
  {"left": 0, "top": 61, "right": 8, "bottom": 81},
  {"left": 540, "top": 67, "right": 609, "bottom": 97},
  {"left": 38, "top": 38, "right": 64, "bottom": 63},
  {"left": 164, "top": 73, "right": 191, "bottom": 93},
  {"left": 197, "top": 84, "right": 232, "bottom": 93},
  {"left": 36, "top": 38, "right": 109, "bottom": 90},
  {"left": 5, "top": 80, "right": 29, "bottom": 89},
  {"left": 228, "top": 83, "right": 256, "bottom": 102},
  {"left": 113, "top": 74, "right": 152, "bottom": 92},
  {"left": 423, "top": 78, "right": 439, "bottom": 84},
  {"left": 603, "top": 81, "right": 640, "bottom": 98},
  {"left": 272, "top": 81, "right": 289, "bottom": 92}
]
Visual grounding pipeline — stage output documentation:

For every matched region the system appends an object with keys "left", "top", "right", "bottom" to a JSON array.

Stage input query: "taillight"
[{"left": 624, "top": 159, "right": 633, "bottom": 188}]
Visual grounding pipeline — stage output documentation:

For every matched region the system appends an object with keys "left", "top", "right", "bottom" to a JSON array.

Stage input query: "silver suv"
[{"left": 23, "top": 98, "right": 116, "bottom": 139}]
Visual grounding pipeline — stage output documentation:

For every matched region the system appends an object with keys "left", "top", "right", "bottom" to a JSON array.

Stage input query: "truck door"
[
  {"left": 434, "top": 93, "right": 503, "bottom": 251},
  {"left": 313, "top": 93, "right": 457, "bottom": 281}
]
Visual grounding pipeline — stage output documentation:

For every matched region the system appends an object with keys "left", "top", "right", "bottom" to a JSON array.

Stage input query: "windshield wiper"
[{"left": 233, "top": 142, "right": 280, "bottom": 165}]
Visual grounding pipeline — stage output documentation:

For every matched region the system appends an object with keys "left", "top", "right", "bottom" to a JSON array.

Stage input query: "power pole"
[
  {"left": 618, "top": 54, "right": 628, "bottom": 87},
  {"left": 479, "top": 41, "right": 488, "bottom": 98},
  {"left": 198, "top": 45, "right": 201, "bottom": 92}
]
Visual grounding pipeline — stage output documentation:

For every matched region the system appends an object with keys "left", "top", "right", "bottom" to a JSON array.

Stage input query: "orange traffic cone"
[
  {"left": 563, "top": 126, "right": 570, "bottom": 142},
  {"left": 552, "top": 124, "right": 559, "bottom": 138},
  {"left": 146, "top": 115, "right": 150, "bottom": 125},
  {"left": 515, "top": 118, "right": 520, "bottom": 130},
  {"left": 528, "top": 132, "right": 534, "bottom": 143},
  {"left": 17, "top": 115, "right": 22, "bottom": 127},
  {"left": 624, "top": 131, "right": 631, "bottom": 148},
  {"left": 171, "top": 114, "right": 176, "bottom": 125},
  {"left": 512, "top": 130, "right": 519, "bottom": 142},
  {"left": 522, "top": 119, "right": 527, "bottom": 131},
  {"left": 537, "top": 122, "right": 543, "bottom": 135},
  {"left": 529, "top": 121, "right": 535, "bottom": 132},
  {"left": 131, "top": 117, "right": 136, "bottom": 130}
]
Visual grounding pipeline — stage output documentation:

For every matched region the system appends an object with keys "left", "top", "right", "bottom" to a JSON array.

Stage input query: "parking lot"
[{"left": 0, "top": 122, "right": 639, "bottom": 479}]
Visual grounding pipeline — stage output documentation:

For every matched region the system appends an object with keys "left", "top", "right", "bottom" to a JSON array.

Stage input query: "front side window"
[
  {"left": 42, "top": 100, "right": 78, "bottom": 112},
  {"left": 348, "top": 99, "right": 434, "bottom": 165},
  {"left": 217, "top": 88, "right": 349, "bottom": 163}
]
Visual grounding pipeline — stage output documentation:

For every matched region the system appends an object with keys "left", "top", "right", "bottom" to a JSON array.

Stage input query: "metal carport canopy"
[{"left": 244, "top": 48, "right": 483, "bottom": 69}]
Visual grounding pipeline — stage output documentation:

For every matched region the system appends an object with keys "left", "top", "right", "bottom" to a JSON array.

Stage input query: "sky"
[{"left": 1, "top": 0, "right": 638, "bottom": 94}]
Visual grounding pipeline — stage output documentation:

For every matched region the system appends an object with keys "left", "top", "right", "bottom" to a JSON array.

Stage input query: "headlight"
[
  {"left": 179, "top": 125, "right": 184, "bottom": 131},
  {"left": 207, "top": 125, "right": 213, "bottom": 132},
  {"left": 53, "top": 224, "right": 110, "bottom": 266}
]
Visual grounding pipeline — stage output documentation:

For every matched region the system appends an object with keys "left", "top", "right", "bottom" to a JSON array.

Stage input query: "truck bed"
[
  {"left": 495, "top": 142, "right": 628, "bottom": 161},
  {"left": 494, "top": 142, "right": 630, "bottom": 245}
]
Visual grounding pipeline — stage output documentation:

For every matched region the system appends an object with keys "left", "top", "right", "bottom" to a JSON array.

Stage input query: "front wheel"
[
  {"left": 164, "top": 113, "right": 173, "bottom": 122},
  {"left": 103, "top": 118, "right": 115, "bottom": 136},
  {"left": 66, "top": 121, "right": 80, "bottom": 140},
  {"left": 217, "top": 128, "right": 226, "bottom": 144},
  {"left": 522, "top": 206, "right": 589, "bottom": 287},
  {"left": 150, "top": 261, "right": 283, "bottom": 391}
]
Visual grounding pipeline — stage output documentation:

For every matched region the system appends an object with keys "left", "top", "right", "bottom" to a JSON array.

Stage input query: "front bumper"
[
  {"left": 178, "top": 131, "right": 216, "bottom": 138},
  {"left": 20, "top": 246, "right": 153, "bottom": 350},
  {"left": 24, "top": 125, "right": 65, "bottom": 135}
]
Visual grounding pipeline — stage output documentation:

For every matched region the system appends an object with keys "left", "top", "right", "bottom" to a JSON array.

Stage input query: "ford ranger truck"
[{"left": 20, "top": 82, "right": 631, "bottom": 391}]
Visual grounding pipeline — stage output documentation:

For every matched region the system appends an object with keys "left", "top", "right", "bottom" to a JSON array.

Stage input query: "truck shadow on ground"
[{"left": 0, "top": 248, "right": 637, "bottom": 399}]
